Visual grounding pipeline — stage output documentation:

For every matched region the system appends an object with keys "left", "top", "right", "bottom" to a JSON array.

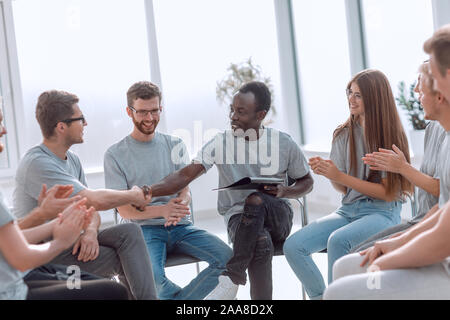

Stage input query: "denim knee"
[
  {"left": 327, "top": 230, "right": 351, "bottom": 256},
  {"left": 283, "top": 234, "right": 310, "bottom": 259}
]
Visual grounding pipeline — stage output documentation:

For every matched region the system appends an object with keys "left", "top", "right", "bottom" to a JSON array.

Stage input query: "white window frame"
[{"left": 0, "top": 0, "right": 25, "bottom": 178}]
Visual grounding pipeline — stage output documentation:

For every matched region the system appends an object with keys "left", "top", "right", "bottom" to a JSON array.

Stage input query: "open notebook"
[{"left": 213, "top": 177, "right": 284, "bottom": 191}]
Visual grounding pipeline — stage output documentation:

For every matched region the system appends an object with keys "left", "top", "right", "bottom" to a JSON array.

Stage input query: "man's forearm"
[
  {"left": 117, "top": 204, "right": 166, "bottom": 220},
  {"left": 152, "top": 164, "right": 204, "bottom": 197},
  {"left": 18, "top": 207, "right": 48, "bottom": 229},
  {"left": 398, "top": 204, "right": 442, "bottom": 243},
  {"left": 284, "top": 174, "right": 314, "bottom": 199},
  {"left": 80, "top": 189, "right": 137, "bottom": 211},
  {"left": 401, "top": 164, "right": 440, "bottom": 197}
]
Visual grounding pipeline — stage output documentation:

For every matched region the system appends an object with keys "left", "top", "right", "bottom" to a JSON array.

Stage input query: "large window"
[
  {"left": 153, "top": 0, "right": 287, "bottom": 153},
  {"left": 12, "top": 0, "right": 151, "bottom": 171},
  {"left": 362, "top": 0, "right": 434, "bottom": 131},
  {"left": 291, "top": 0, "right": 352, "bottom": 151},
  {"left": 152, "top": 0, "right": 285, "bottom": 211}
]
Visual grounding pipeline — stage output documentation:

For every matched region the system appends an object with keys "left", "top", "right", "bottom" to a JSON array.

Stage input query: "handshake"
[
  {"left": 131, "top": 185, "right": 152, "bottom": 212},
  {"left": 131, "top": 185, "right": 191, "bottom": 227}
]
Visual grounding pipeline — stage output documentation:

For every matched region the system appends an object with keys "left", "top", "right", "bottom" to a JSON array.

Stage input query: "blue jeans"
[
  {"left": 283, "top": 198, "right": 401, "bottom": 300},
  {"left": 141, "top": 224, "right": 232, "bottom": 300}
]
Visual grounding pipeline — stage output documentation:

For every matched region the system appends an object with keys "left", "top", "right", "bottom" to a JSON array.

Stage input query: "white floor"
[{"left": 165, "top": 209, "right": 329, "bottom": 300}]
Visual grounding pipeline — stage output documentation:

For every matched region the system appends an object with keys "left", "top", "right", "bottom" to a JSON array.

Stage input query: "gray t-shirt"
[
  {"left": 0, "top": 192, "right": 28, "bottom": 300},
  {"left": 13, "top": 144, "right": 87, "bottom": 220},
  {"left": 437, "top": 131, "right": 450, "bottom": 208},
  {"left": 330, "top": 123, "right": 385, "bottom": 204},
  {"left": 193, "top": 128, "right": 310, "bottom": 226},
  {"left": 413, "top": 121, "right": 446, "bottom": 220},
  {"left": 104, "top": 133, "right": 192, "bottom": 226}
]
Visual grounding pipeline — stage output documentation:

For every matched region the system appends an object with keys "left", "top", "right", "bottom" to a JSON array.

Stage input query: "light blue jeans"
[
  {"left": 141, "top": 224, "right": 232, "bottom": 300},
  {"left": 283, "top": 198, "right": 401, "bottom": 300}
]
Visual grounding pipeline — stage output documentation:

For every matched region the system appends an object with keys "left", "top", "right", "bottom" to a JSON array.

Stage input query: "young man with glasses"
[
  {"left": 12, "top": 90, "right": 158, "bottom": 300},
  {"left": 103, "top": 81, "right": 232, "bottom": 300}
]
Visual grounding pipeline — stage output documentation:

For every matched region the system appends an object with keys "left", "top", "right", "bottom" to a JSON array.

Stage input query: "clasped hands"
[
  {"left": 308, "top": 157, "right": 341, "bottom": 181},
  {"left": 133, "top": 185, "right": 191, "bottom": 227}
]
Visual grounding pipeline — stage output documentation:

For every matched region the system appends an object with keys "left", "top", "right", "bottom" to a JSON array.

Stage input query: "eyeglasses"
[
  {"left": 59, "top": 115, "right": 86, "bottom": 126},
  {"left": 129, "top": 105, "right": 161, "bottom": 117},
  {"left": 346, "top": 89, "right": 362, "bottom": 100}
]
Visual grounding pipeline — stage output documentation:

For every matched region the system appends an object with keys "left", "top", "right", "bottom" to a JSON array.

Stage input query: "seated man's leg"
[
  {"left": 222, "top": 192, "right": 273, "bottom": 286},
  {"left": 247, "top": 192, "right": 293, "bottom": 300},
  {"left": 141, "top": 225, "right": 181, "bottom": 300},
  {"left": 248, "top": 228, "right": 274, "bottom": 300},
  {"left": 168, "top": 224, "right": 233, "bottom": 300},
  {"left": 95, "top": 223, "right": 158, "bottom": 300},
  {"left": 51, "top": 223, "right": 158, "bottom": 300},
  {"left": 349, "top": 222, "right": 412, "bottom": 253},
  {"left": 324, "top": 262, "right": 450, "bottom": 300}
]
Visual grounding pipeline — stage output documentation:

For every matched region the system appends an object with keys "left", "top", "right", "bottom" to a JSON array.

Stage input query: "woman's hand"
[
  {"left": 309, "top": 157, "right": 342, "bottom": 182},
  {"left": 362, "top": 144, "right": 407, "bottom": 174}
]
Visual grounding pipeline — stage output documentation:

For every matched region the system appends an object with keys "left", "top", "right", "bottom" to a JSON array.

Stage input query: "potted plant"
[
  {"left": 216, "top": 57, "right": 276, "bottom": 125},
  {"left": 396, "top": 80, "right": 428, "bottom": 157}
]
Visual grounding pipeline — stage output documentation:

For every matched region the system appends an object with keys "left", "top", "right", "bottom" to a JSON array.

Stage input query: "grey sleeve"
[
  {"left": 0, "top": 193, "right": 14, "bottom": 227},
  {"left": 170, "top": 138, "right": 191, "bottom": 170},
  {"left": 330, "top": 134, "right": 347, "bottom": 173},
  {"left": 192, "top": 134, "right": 220, "bottom": 172},
  {"left": 287, "top": 139, "right": 310, "bottom": 179},
  {"left": 24, "top": 157, "right": 87, "bottom": 200},
  {"left": 104, "top": 150, "right": 129, "bottom": 191}
]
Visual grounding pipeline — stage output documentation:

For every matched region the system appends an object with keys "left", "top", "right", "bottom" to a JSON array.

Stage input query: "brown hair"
[
  {"left": 424, "top": 24, "right": 450, "bottom": 76},
  {"left": 333, "top": 69, "right": 413, "bottom": 199},
  {"left": 127, "top": 81, "right": 162, "bottom": 108},
  {"left": 35, "top": 90, "right": 79, "bottom": 139}
]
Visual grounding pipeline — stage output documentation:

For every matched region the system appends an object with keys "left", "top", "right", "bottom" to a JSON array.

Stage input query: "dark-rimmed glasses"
[
  {"left": 58, "top": 115, "right": 86, "bottom": 126},
  {"left": 129, "top": 105, "right": 161, "bottom": 117}
]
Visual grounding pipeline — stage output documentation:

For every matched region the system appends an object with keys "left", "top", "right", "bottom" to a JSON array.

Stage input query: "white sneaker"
[{"left": 204, "top": 275, "right": 239, "bottom": 300}]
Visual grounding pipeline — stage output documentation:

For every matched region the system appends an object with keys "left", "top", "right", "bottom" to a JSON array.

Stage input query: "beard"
[{"left": 134, "top": 118, "right": 158, "bottom": 135}]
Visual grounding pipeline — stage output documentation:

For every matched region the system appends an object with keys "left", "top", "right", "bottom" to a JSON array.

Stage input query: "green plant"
[
  {"left": 396, "top": 81, "right": 427, "bottom": 130},
  {"left": 216, "top": 57, "right": 276, "bottom": 124}
]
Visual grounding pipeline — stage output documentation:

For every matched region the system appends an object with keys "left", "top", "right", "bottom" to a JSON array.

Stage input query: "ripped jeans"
[{"left": 224, "top": 192, "right": 293, "bottom": 300}]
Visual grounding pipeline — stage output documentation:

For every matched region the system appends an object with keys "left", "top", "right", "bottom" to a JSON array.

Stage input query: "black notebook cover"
[{"left": 213, "top": 176, "right": 284, "bottom": 191}]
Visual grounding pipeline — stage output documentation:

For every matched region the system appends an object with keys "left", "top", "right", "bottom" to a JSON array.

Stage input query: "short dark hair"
[
  {"left": 127, "top": 81, "right": 162, "bottom": 108},
  {"left": 424, "top": 24, "right": 450, "bottom": 76},
  {"left": 36, "top": 90, "right": 79, "bottom": 139},
  {"left": 238, "top": 81, "right": 271, "bottom": 112}
]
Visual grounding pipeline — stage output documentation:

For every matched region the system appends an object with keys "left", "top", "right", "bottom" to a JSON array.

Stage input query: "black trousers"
[
  {"left": 24, "top": 263, "right": 128, "bottom": 300},
  {"left": 224, "top": 192, "right": 293, "bottom": 300}
]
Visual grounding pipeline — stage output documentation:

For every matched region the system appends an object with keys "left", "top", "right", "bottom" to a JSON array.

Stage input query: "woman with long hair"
[{"left": 283, "top": 69, "right": 413, "bottom": 300}]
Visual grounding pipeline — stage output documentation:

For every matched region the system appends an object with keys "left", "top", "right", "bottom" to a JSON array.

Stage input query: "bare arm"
[
  {"left": 116, "top": 186, "right": 191, "bottom": 221},
  {"left": 0, "top": 199, "right": 92, "bottom": 272},
  {"left": 363, "top": 145, "right": 439, "bottom": 197},
  {"left": 77, "top": 186, "right": 149, "bottom": 212},
  {"left": 311, "top": 157, "right": 396, "bottom": 202},
  {"left": 373, "top": 202, "right": 450, "bottom": 270},
  {"left": 150, "top": 163, "right": 205, "bottom": 197},
  {"left": 263, "top": 173, "right": 314, "bottom": 199},
  {"left": 336, "top": 174, "right": 395, "bottom": 202}
]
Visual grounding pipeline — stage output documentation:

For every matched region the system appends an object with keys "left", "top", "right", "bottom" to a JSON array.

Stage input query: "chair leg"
[{"left": 195, "top": 262, "right": 200, "bottom": 275}]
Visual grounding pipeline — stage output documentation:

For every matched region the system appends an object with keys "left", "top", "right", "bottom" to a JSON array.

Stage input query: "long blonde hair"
[{"left": 333, "top": 69, "right": 413, "bottom": 198}]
